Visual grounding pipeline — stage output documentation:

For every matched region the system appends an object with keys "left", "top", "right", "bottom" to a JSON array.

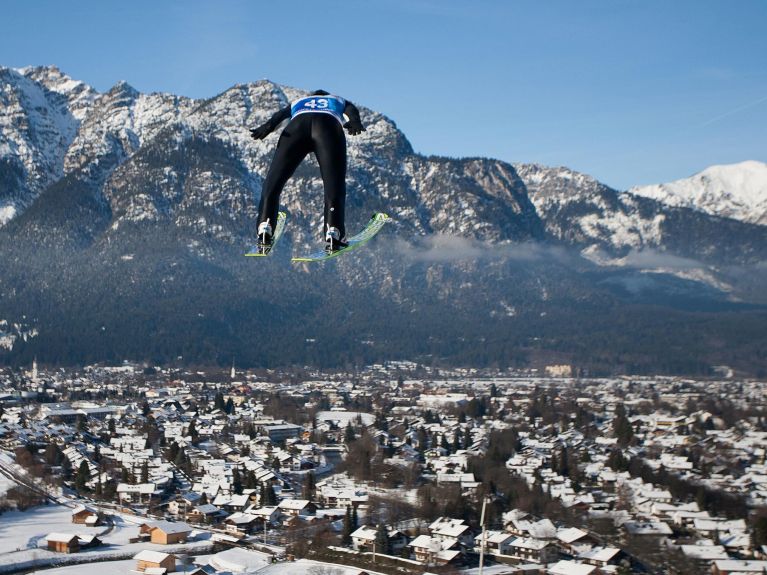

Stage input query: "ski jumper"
[{"left": 252, "top": 92, "right": 364, "bottom": 240}]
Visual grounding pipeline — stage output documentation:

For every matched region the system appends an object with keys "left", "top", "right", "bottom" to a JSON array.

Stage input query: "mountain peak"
[
  {"left": 108, "top": 80, "right": 139, "bottom": 98},
  {"left": 629, "top": 160, "right": 767, "bottom": 225}
]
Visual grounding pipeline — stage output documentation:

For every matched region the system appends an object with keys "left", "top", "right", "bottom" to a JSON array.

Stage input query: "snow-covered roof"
[
  {"left": 134, "top": 549, "right": 174, "bottom": 563},
  {"left": 509, "top": 537, "right": 551, "bottom": 550},
  {"left": 556, "top": 527, "right": 588, "bottom": 544},
  {"left": 226, "top": 512, "right": 258, "bottom": 525},
  {"left": 577, "top": 546, "right": 621, "bottom": 562},
  {"left": 117, "top": 482, "right": 156, "bottom": 493},
  {"left": 279, "top": 499, "right": 312, "bottom": 510},
  {"left": 474, "top": 530, "right": 514, "bottom": 545},
  {"left": 143, "top": 520, "right": 192, "bottom": 534},
  {"left": 207, "top": 548, "right": 272, "bottom": 572},
  {"left": 71, "top": 504, "right": 98, "bottom": 515},
  {"left": 680, "top": 545, "right": 729, "bottom": 560},
  {"left": 623, "top": 521, "right": 673, "bottom": 535},
  {"left": 46, "top": 533, "right": 78, "bottom": 543},
  {"left": 433, "top": 522, "right": 469, "bottom": 537},
  {"left": 351, "top": 525, "right": 377, "bottom": 541},
  {"left": 711, "top": 560, "right": 767, "bottom": 573},
  {"left": 249, "top": 505, "right": 279, "bottom": 517},
  {"left": 548, "top": 560, "right": 596, "bottom": 575}
]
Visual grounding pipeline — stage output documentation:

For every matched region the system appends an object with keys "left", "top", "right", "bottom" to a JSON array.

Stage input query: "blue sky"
[{"left": 2, "top": 0, "right": 766, "bottom": 189}]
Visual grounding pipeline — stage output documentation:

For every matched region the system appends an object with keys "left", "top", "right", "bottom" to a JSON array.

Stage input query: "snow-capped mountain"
[
  {"left": 0, "top": 66, "right": 541, "bottom": 244},
  {"left": 0, "top": 66, "right": 96, "bottom": 223},
  {"left": 515, "top": 163, "right": 665, "bottom": 251},
  {"left": 0, "top": 66, "right": 765, "bottom": 374},
  {"left": 514, "top": 162, "right": 766, "bottom": 269},
  {"left": 630, "top": 161, "right": 767, "bottom": 226}
]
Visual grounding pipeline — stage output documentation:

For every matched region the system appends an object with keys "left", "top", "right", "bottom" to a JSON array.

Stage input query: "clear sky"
[{"left": 2, "top": 0, "right": 766, "bottom": 190}]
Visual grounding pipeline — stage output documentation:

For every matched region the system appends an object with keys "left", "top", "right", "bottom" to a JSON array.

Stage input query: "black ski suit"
[{"left": 250, "top": 91, "right": 365, "bottom": 239}]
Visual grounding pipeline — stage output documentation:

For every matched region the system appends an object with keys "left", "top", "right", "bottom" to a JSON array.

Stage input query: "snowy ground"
[
  {"left": 26, "top": 559, "right": 135, "bottom": 575},
  {"left": 0, "top": 505, "right": 77, "bottom": 554},
  {"left": 0, "top": 504, "right": 213, "bottom": 572},
  {"left": 0, "top": 452, "right": 19, "bottom": 497},
  {"left": 0, "top": 474, "right": 16, "bottom": 498},
  {"left": 21, "top": 556, "right": 391, "bottom": 575},
  {"left": 257, "top": 558, "right": 387, "bottom": 574}
]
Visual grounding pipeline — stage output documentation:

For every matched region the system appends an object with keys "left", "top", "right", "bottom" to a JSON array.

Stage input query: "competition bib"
[{"left": 291, "top": 96, "right": 346, "bottom": 124}]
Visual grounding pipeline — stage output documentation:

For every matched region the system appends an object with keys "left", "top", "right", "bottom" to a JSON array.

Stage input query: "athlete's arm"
[
  {"left": 250, "top": 106, "right": 291, "bottom": 140},
  {"left": 343, "top": 101, "right": 365, "bottom": 136}
]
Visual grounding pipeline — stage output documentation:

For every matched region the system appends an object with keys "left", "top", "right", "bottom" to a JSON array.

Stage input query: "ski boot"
[
  {"left": 256, "top": 220, "right": 273, "bottom": 255},
  {"left": 325, "top": 226, "right": 348, "bottom": 253}
]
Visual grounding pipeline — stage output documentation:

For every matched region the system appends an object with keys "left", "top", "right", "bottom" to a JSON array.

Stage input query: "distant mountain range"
[
  {"left": 630, "top": 161, "right": 767, "bottom": 226},
  {"left": 1, "top": 66, "right": 765, "bottom": 375}
]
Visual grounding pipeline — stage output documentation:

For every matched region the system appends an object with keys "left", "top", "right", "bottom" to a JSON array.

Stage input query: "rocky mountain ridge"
[{"left": 0, "top": 67, "right": 765, "bottom": 374}]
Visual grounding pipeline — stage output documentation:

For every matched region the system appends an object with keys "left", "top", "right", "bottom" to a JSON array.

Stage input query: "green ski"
[{"left": 292, "top": 213, "right": 391, "bottom": 263}]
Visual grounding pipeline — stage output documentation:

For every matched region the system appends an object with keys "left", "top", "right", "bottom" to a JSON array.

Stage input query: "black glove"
[
  {"left": 344, "top": 120, "right": 365, "bottom": 136},
  {"left": 250, "top": 124, "right": 272, "bottom": 140}
]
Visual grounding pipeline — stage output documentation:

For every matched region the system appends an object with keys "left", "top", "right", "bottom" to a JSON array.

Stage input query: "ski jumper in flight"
[{"left": 250, "top": 90, "right": 365, "bottom": 251}]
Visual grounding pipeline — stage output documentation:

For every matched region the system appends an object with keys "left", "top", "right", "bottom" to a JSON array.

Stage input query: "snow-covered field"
[
  {"left": 0, "top": 452, "right": 19, "bottom": 497},
  {"left": 27, "top": 559, "right": 134, "bottom": 575},
  {"left": 0, "top": 503, "right": 213, "bottom": 572},
  {"left": 257, "top": 559, "right": 387, "bottom": 574},
  {"left": 0, "top": 475, "right": 16, "bottom": 498},
  {"left": 23, "top": 556, "right": 390, "bottom": 575},
  {"left": 0, "top": 505, "right": 77, "bottom": 554},
  {"left": 0, "top": 503, "right": 388, "bottom": 574}
]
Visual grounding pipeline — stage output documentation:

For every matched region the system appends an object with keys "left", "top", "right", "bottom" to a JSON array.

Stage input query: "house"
[
  {"left": 134, "top": 550, "right": 176, "bottom": 573},
  {"left": 71, "top": 504, "right": 102, "bottom": 526},
  {"left": 117, "top": 482, "right": 158, "bottom": 505},
  {"left": 473, "top": 530, "right": 515, "bottom": 556},
  {"left": 577, "top": 546, "right": 622, "bottom": 568},
  {"left": 247, "top": 505, "right": 280, "bottom": 525},
  {"left": 507, "top": 537, "right": 559, "bottom": 564},
  {"left": 260, "top": 423, "right": 303, "bottom": 443},
  {"left": 139, "top": 520, "right": 192, "bottom": 544},
  {"left": 506, "top": 517, "right": 556, "bottom": 540},
  {"left": 429, "top": 517, "right": 474, "bottom": 547},
  {"left": 46, "top": 533, "right": 80, "bottom": 553},
  {"left": 278, "top": 499, "right": 317, "bottom": 517},
  {"left": 350, "top": 525, "right": 409, "bottom": 553},
  {"left": 408, "top": 534, "right": 461, "bottom": 566},
  {"left": 224, "top": 512, "right": 260, "bottom": 535},
  {"left": 167, "top": 492, "right": 202, "bottom": 518},
  {"left": 555, "top": 527, "right": 597, "bottom": 551},
  {"left": 187, "top": 503, "right": 223, "bottom": 525},
  {"left": 221, "top": 493, "right": 251, "bottom": 513},
  {"left": 318, "top": 484, "right": 369, "bottom": 508}
]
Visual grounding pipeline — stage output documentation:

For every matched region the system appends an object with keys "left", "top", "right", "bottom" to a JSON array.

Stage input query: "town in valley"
[{"left": 1, "top": 361, "right": 766, "bottom": 575}]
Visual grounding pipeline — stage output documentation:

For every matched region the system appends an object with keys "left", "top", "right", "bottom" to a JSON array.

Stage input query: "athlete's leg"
[
  {"left": 257, "top": 117, "right": 312, "bottom": 230},
  {"left": 312, "top": 116, "right": 348, "bottom": 238}
]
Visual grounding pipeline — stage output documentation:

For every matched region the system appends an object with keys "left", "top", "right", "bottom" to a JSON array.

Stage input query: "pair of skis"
[{"left": 245, "top": 212, "right": 390, "bottom": 262}]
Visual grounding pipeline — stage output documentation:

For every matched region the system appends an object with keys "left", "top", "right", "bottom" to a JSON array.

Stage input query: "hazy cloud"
[
  {"left": 621, "top": 249, "right": 706, "bottom": 271},
  {"left": 394, "top": 235, "right": 569, "bottom": 263}
]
